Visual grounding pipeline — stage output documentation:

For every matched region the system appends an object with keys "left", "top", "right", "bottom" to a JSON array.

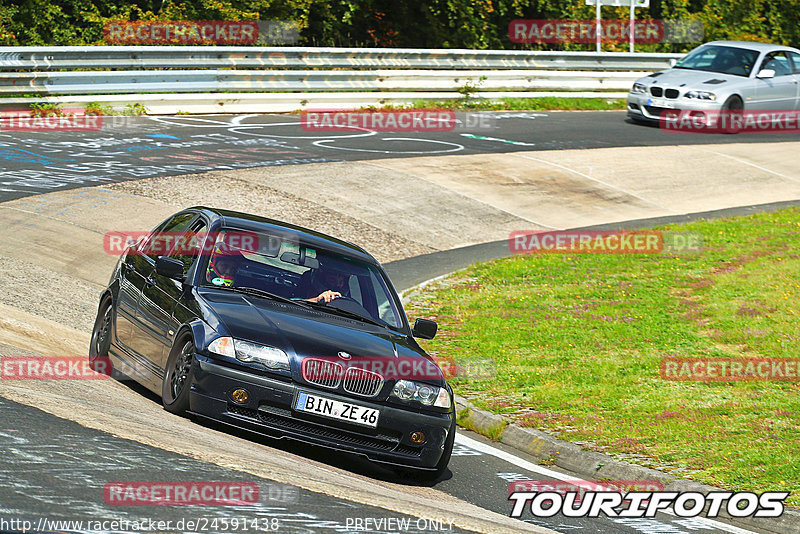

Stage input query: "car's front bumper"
[
  {"left": 189, "top": 355, "right": 455, "bottom": 470},
  {"left": 626, "top": 92, "right": 725, "bottom": 122}
]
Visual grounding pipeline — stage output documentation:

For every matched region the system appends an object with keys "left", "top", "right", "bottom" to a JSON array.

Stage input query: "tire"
[
  {"left": 721, "top": 95, "right": 744, "bottom": 134},
  {"left": 89, "top": 298, "right": 118, "bottom": 378},
  {"left": 162, "top": 336, "right": 195, "bottom": 415}
]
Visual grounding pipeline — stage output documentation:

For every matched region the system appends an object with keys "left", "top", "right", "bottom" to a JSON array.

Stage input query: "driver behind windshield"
[
  {"left": 298, "top": 261, "right": 351, "bottom": 304},
  {"left": 206, "top": 250, "right": 243, "bottom": 287}
]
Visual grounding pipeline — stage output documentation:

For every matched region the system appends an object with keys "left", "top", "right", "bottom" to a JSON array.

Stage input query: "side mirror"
[
  {"left": 669, "top": 58, "right": 677, "bottom": 68},
  {"left": 411, "top": 318, "right": 438, "bottom": 340},
  {"left": 155, "top": 256, "right": 185, "bottom": 281},
  {"left": 757, "top": 68, "right": 775, "bottom": 79}
]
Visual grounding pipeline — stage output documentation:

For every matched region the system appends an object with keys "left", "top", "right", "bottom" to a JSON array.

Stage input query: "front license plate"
[
  {"left": 295, "top": 392, "right": 379, "bottom": 428},
  {"left": 647, "top": 98, "right": 676, "bottom": 109}
]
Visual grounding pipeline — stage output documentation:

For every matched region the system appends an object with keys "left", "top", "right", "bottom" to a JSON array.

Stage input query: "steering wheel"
[{"left": 315, "top": 295, "right": 358, "bottom": 306}]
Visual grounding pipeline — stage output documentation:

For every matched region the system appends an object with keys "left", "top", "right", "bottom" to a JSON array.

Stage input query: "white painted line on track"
[
  {"left": 688, "top": 146, "right": 800, "bottom": 184},
  {"left": 454, "top": 433, "right": 760, "bottom": 534},
  {"left": 456, "top": 433, "right": 570, "bottom": 480}
]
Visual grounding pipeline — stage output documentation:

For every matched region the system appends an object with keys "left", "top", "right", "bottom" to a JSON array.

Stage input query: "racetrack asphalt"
[
  {"left": 0, "top": 110, "right": 797, "bottom": 203},
  {"left": 0, "top": 110, "right": 795, "bottom": 534}
]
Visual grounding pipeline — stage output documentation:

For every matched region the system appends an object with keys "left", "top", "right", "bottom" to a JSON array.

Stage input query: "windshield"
[
  {"left": 674, "top": 45, "right": 759, "bottom": 77},
  {"left": 202, "top": 229, "right": 404, "bottom": 329}
]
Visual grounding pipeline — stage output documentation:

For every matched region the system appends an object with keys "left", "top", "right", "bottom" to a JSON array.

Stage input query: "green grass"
[
  {"left": 84, "top": 101, "right": 114, "bottom": 116},
  {"left": 361, "top": 96, "right": 626, "bottom": 112},
  {"left": 407, "top": 209, "right": 800, "bottom": 504},
  {"left": 456, "top": 408, "right": 508, "bottom": 441}
]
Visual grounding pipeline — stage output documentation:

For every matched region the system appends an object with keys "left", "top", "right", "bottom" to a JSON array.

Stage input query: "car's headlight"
[
  {"left": 631, "top": 82, "right": 647, "bottom": 94},
  {"left": 208, "top": 337, "right": 235, "bottom": 358},
  {"left": 391, "top": 380, "right": 451, "bottom": 408},
  {"left": 685, "top": 90, "right": 716, "bottom": 101},
  {"left": 208, "top": 337, "right": 290, "bottom": 371}
]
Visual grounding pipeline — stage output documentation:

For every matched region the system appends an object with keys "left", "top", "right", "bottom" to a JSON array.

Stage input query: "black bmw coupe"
[{"left": 90, "top": 207, "right": 455, "bottom": 479}]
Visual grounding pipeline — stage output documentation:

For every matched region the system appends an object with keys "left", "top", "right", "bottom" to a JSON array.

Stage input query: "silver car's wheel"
[{"left": 721, "top": 96, "right": 744, "bottom": 134}]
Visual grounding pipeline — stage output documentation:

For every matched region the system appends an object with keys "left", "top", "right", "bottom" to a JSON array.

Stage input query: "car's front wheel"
[
  {"left": 162, "top": 336, "right": 195, "bottom": 414},
  {"left": 721, "top": 95, "right": 744, "bottom": 134}
]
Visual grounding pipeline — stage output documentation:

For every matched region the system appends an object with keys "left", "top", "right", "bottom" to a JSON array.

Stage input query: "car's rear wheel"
[
  {"left": 162, "top": 336, "right": 195, "bottom": 415},
  {"left": 89, "top": 298, "right": 122, "bottom": 378}
]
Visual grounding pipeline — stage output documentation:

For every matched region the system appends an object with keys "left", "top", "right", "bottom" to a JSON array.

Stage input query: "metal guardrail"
[
  {"left": 0, "top": 69, "right": 643, "bottom": 96},
  {"left": 0, "top": 46, "right": 679, "bottom": 111},
  {"left": 0, "top": 46, "right": 681, "bottom": 71}
]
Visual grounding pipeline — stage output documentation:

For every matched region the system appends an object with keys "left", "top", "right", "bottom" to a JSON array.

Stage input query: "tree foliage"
[{"left": 0, "top": 0, "right": 797, "bottom": 50}]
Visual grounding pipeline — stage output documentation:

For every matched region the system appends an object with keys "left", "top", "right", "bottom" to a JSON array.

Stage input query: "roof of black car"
[{"left": 191, "top": 206, "right": 374, "bottom": 262}]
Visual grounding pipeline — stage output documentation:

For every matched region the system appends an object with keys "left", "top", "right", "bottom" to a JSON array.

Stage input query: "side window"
[
  {"left": 790, "top": 52, "right": 800, "bottom": 74},
  {"left": 761, "top": 52, "right": 793, "bottom": 77},
  {"left": 168, "top": 219, "right": 208, "bottom": 276},
  {"left": 140, "top": 212, "right": 196, "bottom": 261}
]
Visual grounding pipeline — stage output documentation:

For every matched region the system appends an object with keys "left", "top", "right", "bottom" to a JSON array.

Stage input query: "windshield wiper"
[
  {"left": 213, "top": 285, "right": 387, "bottom": 327},
  {"left": 219, "top": 286, "right": 311, "bottom": 309},
  {"left": 304, "top": 301, "right": 387, "bottom": 328}
]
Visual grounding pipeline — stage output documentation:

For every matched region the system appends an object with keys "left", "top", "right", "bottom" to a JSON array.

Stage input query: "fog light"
[
  {"left": 231, "top": 388, "right": 249, "bottom": 404},
  {"left": 410, "top": 431, "right": 426, "bottom": 444}
]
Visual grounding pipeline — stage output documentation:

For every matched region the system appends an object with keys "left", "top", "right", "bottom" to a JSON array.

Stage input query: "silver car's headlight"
[
  {"left": 631, "top": 82, "right": 647, "bottom": 94},
  {"left": 208, "top": 337, "right": 290, "bottom": 371},
  {"left": 685, "top": 90, "right": 716, "bottom": 101},
  {"left": 391, "top": 380, "right": 451, "bottom": 408}
]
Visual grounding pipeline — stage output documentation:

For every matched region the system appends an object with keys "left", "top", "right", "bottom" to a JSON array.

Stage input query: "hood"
[
  {"left": 197, "top": 288, "right": 442, "bottom": 386},
  {"left": 637, "top": 68, "right": 745, "bottom": 89}
]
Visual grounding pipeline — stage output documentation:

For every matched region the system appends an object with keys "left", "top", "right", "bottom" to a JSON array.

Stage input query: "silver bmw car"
[{"left": 627, "top": 41, "right": 800, "bottom": 123}]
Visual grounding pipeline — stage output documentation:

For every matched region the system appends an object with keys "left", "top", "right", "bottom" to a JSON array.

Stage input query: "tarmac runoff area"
[
  {"left": 0, "top": 140, "right": 798, "bottom": 531},
  {"left": 0, "top": 140, "right": 797, "bottom": 335}
]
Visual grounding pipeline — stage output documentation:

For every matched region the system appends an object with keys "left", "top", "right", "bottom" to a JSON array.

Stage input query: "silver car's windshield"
[{"left": 674, "top": 45, "right": 759, "bottom": 77}]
